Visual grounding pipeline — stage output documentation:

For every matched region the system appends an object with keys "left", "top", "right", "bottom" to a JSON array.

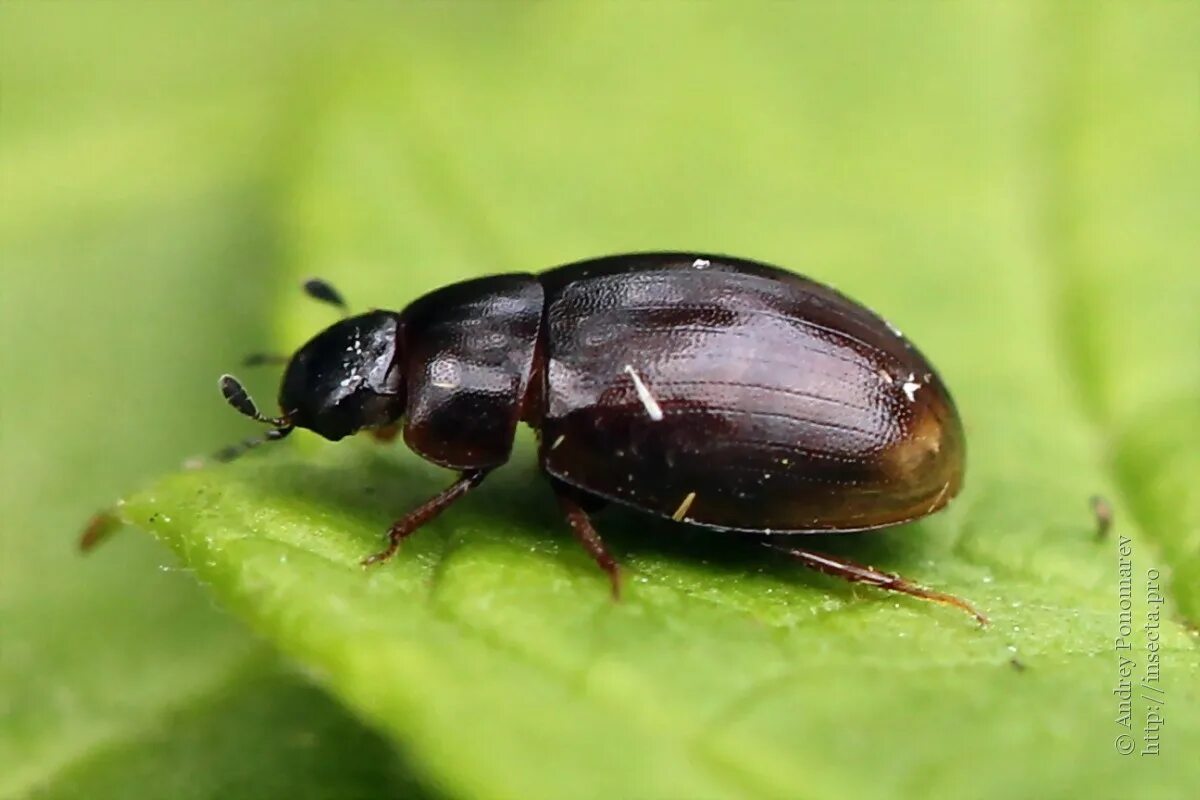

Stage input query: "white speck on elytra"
[
  {"left": 902, "top": 373, "right": 922, "bottom": 402},
  {"left": 551, "top": 434, "right": 566, "bottom": 450},
  {"left": 692, "top": 258, "right": 711, "bottom": 268},
  {"left": 878, "top": 370, "right": 894, "bottom": 385},
  {"left": 623, "top": 364, "right": 664, "bottom": 421}
]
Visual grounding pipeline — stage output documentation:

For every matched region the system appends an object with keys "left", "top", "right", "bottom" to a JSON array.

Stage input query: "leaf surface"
[
  {"left": 113, "top": 3, "right": 1199, "bottom": 798},
  {"left": 0, "top": 6, "right": 424, "bottom": 798}
]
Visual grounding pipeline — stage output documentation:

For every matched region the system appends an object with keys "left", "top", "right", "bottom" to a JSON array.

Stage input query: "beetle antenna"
[
  {"left": 212, "top": 374, "right": 293, "bottom": 463},
  {"left": 303, "top": 278, "right": 348, "bottom": 313},
  {"left": 242, "top": 278, "right": 346, "bottom": 368},
  {"left": 213, "top": 426, "right": 293, "bottom": 463},
  {"left": 242, "top": 352, "right": 288, "bottom": 367},
  {"left": 219, "top": 374, "right": 289, "bottom": 427}
]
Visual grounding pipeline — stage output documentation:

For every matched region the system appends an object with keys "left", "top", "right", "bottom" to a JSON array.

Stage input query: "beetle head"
[
  {"left": 215, "top": 305, "right": 406, "bottom": 462},
  {"left": 277, "top": 311, "right": 405, "bottom": 441}
]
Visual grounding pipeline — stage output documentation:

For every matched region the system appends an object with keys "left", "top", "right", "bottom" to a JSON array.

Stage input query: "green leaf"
[
  {"left": 28, "top": 660, "right": 411, "bottom": 800},
  {"left": 110, "top": 3, "right": 1198, "bottom": 798},
  {"left": 0, "top": 5, "right": 428, "bottom": 798}
]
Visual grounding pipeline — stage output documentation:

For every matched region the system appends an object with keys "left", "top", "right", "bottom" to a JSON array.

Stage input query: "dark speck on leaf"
[{"left": 1090, "top": 495, "right": 1113, "bottom": 539}]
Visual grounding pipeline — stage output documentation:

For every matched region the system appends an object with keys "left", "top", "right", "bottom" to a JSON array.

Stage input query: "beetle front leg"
[
  {"left": 362, "top": 469, "right": 489, "bottom": 567},
  {"left": 762, "top": 539, "right": 989, "bottom": 626},
  {"left": 553, "top": 482, "right": 621, "bottom": 599}
]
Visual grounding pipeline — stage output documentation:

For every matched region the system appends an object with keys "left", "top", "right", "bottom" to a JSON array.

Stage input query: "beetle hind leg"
[
  {"left": 762, "top": 539, "right": 989, "bottom": 626},
  {"left": 552, "top": 482, "right": 621, "bottom": 599}
]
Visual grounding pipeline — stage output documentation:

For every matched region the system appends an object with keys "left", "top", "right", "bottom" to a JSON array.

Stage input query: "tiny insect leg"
[
  {"left": 362, "top": 469, "right": 489, "bottom": 567},
  {"left": 368, "top": 422, "right": 401, "bottom": 444},
  {"left": 553, "top": 483, "right": 621, "bottom": 599},
  {"left": 763, "top": 540, "right": 989, "bottom": 626},
  {"left": 78, "top": 510, "right": 122, "bottom": 552}
]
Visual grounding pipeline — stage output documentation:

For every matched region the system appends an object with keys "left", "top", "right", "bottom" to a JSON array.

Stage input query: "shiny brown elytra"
[{"left": 213, "top": 252, "right": 985, "bottom": 624}]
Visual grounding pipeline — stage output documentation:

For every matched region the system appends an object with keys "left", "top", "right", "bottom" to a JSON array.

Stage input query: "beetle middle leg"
[
  {"left": 762, "top": 539, "right": 989, "bottom": 626},
  {"left": 368, "top": 422, "right": 401, "bottom": 444},
  {"left": 552, "top": 482, "right": 621, "bottom": 599},
  {"left": 361, "top": 469, "right": 489, "bottom": 567}
]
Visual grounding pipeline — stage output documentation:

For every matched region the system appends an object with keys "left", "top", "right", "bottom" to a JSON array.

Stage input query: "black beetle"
[{"left": 218, "top": 252, "right": 985, "bottom": 623}]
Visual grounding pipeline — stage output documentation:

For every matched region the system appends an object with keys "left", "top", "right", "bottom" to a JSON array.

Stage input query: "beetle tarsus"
[
  {"left": 361, "top": 470, "right": 488, "bottom": 568},
  {"left": 763, "top": 540, "right": 989, "bottom": 626}
]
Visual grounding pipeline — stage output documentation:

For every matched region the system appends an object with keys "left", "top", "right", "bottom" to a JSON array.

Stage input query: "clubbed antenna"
[
  {"left": 219, "top": 374, "right": 281, "bottom": 424},
  {"left": 303, "top": 277, "right": 348, "bottom": 312},
  {"left": 238, "top": 279, "right": 346, "bottom": 373},
  {"left": 214, "top": 374, "right": 293, "bottom": 462}
]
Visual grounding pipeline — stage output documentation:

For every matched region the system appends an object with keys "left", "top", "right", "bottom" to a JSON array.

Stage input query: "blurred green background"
[{"left": 2, "top": 2, "right": 1197, "bottom": 799}]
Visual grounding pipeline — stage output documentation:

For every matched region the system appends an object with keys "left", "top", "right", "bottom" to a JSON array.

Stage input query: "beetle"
[{"left": 218, "top": 252, "right": 986, "bottom": 624}]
